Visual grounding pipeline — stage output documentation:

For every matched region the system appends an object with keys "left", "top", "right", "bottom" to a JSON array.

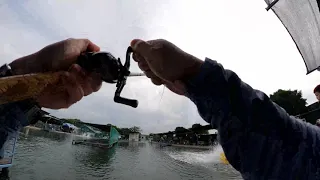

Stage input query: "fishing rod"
[{"left": 0, "top": 47, "right": 145, "bottom": 108}]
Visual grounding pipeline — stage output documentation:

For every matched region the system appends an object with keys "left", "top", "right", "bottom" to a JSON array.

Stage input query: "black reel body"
[{"left": 76, "top": 47, "right": 138, "bottom": 108}]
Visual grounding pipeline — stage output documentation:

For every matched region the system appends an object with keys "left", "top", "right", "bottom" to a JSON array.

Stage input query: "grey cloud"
[
  {"left": 0, "top": 0, "right": 207, "bottom": 133},
  {"left": 5, "top": 0, "right": 317, "bottom": 134}
]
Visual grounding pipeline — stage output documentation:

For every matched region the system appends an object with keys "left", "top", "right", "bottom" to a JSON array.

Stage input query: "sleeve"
[
  {"left": 0, "top": 100, "right": 38, "bottom": 151},
  {"left": 184, "top": 58, "right": 320, "bottom": 179}
]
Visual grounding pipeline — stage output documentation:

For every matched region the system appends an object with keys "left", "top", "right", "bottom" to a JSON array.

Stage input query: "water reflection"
[
  {"left": 74, "top": 145, "right": 116, "bottom": 168},
  {"left": 11, "top": 128, "right": 241, "bottom": 180},
  {"left": 72, "top": 145, "right": 116, "bottom": 178},
  {"left": 20, "top": 128, "right": 70, "bottom": 142}
]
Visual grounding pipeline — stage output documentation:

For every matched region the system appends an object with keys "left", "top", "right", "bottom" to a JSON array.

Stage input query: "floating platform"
[
  {"left": 72, "top": 125, "right": 120, "bottom": 149},
  {"left": 159, "top": 143, "right": 172, "bottom": 148}
]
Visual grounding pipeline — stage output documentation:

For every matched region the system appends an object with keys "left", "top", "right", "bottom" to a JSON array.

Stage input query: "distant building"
[
  {"left": 148, "top": 134, "right": 153, "bottom": 141},
  {"left": 129, "top": 132, "right": 140, "bottom": 142},
  {"left": 298, "top": 101, "right": 320, "bottom": 124},
  {"left": 140, "top": 134, "right": 148, "bottom": 141}
]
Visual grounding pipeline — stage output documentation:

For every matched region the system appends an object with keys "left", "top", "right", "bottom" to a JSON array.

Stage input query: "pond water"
[{"left": 9, "top": 129, "right": 241, "bottom": 180}]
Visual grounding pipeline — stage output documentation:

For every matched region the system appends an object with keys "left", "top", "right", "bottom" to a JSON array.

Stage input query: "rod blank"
[{"left": 129, "top": 72, "right": 145, "bottom": 77}]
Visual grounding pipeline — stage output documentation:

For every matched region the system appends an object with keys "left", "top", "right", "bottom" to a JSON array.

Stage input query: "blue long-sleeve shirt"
[
  {"left": 185, "top": 58, "right": 320, "bottom": 179},
  {"left": 0, "top": 101, "right": 31, "bottom": 162},
  {"left": 1, "top": 58, "right": 320, "bottom": 179}
]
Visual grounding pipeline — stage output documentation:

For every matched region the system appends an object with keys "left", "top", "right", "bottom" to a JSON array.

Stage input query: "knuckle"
[
  {"left": 81, "top": 38, "right": 90, "bottom": 43},
  {"left": 65, "top": 38, "right": 75, "bottom": 42},
  {"left": 64, "top": 103, "right": 72, "bottom": 109},
  {"left": 151, "top": 78, "right": 162, "bottom": 86},
  {"left": 92, "top": 84, "right": 102, "bottom": 92}
]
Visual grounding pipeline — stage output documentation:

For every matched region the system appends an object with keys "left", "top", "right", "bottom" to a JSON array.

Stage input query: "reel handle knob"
[{"left": 114, "top": 96, "right": 138, "bottom": 108}]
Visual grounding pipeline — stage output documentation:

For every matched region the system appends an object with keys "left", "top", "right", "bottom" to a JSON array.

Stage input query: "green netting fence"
[{"left": 109, "top": 127, "right": 120, "bottom": 145}]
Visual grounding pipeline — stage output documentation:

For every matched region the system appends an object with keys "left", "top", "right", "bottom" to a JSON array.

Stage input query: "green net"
[{"left": 109, "top": 127, "right": 120, "bottom": 145}]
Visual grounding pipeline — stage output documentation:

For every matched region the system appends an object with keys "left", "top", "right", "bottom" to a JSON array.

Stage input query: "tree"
[
  {"left": 175, "top": 127, "right": 187, "bottom": 133},
  {"left": 130, "top": 126, "right": 141, "bottom": 133},
  {"left": 270, "top": 89, "right": 307, "bottom": 116},
  {"left": 119, "top": 128, "right": 131, "bottom": 135},
  {"left": 62, "top": 118, "right": 82, "bottom": 126},
  {"left": 191, "top": 123, "right": 209, "bottom": 135},
  {"left": 191, "top": 123, "right": 202, "bottom": 129}
]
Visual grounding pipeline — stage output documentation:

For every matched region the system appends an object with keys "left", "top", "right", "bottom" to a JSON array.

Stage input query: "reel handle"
[
  {"left": 76, "top": 48, "right": 140, "bottom": 108},
  {"left": 114, "top": 96, "right": 138, "bottom": 108}
]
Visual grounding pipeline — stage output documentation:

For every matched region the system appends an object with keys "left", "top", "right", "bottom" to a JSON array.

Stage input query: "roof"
[
  {"left": 129, "top": 132, "right": 140, "bottom": 134},
  {"left": 80, "top": 124, "right": 103, "bottom": 134},
  {"left": 39, "top": 110, "right": 50, "bottom": 115},
  {"left": 264, "top": 0, "right": 320, "bottom": 74},
  {"left": 81, "top": 122, "right": 112, "bottom": 132}
]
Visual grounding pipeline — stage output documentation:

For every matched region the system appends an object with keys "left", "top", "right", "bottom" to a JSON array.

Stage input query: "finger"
[
  {"left": 151, "top": 77, "right": 163, "bottom": 86},
  {"left": 69, "top": 64, "right": 102, "bottom": 95},
  {"left": 144, "top": 70, "right": 163, "bottom": 86},
  {"left": 130, "top": 39, "right": 152, "bottom": 58},
  {"left": 69, "top": 64, "right": 93, "bottom": 96},
  {"left": 138, "top": 61, "right": 150, "bottom": 72},
  {"left": 132, "top": 53, "right": 145, "bottom": 63},
  {"left": 88, "top": 72, "right": 103, "bottom": 92},
  {"left": 68, "top": 64, "right": 84, "bottom": 77},
  {"left": 80, "top": 39, "right": 100, "bottom": 52},
  {"left": 62, "top": 72, "right": 84, "bottom": 107},
  {"left": 144, "top": 70, "right": 155, "bottom": 78}
]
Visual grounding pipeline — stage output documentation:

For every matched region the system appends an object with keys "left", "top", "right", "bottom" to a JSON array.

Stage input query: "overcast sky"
[{"left": 1, "top": 0, "right": 319, "bottom": 134}]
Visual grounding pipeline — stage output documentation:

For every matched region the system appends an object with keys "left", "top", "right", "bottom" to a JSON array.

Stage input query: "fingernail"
[
  {"left": 73, "top": 64, "right": 82, "bottom": 72},
  {"left": 130, "top": 39, "right": 143, "bottom": 50},
  {"left": 77, "top": 66, "right": 86, "bottom": 77}
]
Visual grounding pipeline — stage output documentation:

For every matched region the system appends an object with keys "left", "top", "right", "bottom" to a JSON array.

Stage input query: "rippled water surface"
[{"left": 10, "top": 129, "right": 241, "bottom": 180}]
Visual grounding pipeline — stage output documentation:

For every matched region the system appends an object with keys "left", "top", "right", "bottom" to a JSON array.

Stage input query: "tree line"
[
  {"left": 151, "top": 89, "right": 318, "bottom": 136},
  {"left": 150, "top": 123, "right": 210, "bottom": 137},
  {"left": 270, "top": 89, "right": 309, "bottom": 116},
  {"left": 59, "top": 89, "right": 316, "bottom": 135},
  {"left": 58, "top": 118, "right": 142, "bottom": 136}
]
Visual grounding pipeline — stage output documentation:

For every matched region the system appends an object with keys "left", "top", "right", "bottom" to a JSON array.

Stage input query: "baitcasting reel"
[{"left": 76, "top": 47, "right": 144, "bottom": 108}]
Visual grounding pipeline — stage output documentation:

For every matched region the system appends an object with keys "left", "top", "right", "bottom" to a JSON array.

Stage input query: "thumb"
[
  {"left": 165, "top": 80, "right": 186, "bottom": 95},
  {"left": 130, "top": 39, "right": 152, "bottom": 60}
]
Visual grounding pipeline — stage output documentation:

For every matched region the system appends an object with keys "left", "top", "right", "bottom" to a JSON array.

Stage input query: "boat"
[
  {"left": 159, "top": 142, "right": 172, "bottom": 148},
  {"left": 61, "top": 123, "right": 77, "bottom": 133}
]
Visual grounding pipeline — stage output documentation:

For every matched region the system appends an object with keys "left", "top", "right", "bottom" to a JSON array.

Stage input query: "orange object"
[{"left": 220, "top": 152, "right": 229, "bottom": 164}]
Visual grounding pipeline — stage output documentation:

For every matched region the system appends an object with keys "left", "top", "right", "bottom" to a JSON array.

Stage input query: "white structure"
[
  {"left": 129, "top": 132, "right": 140, "bottom": 142},
  {"left": 140, "top": 134, "right": 148, "bottom": 141}
]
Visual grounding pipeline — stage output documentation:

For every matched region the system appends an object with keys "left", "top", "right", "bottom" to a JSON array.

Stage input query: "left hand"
[{"left": 10, "top": 38, "right": 103, "bottom": 109}]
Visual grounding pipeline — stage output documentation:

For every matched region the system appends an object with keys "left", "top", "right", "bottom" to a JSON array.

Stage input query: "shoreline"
[
  {"left": 24, "top": 126, "right": 41, "bottom": 130},
  {"left": 22, "top": 126, "right": 90, "bottom": 138},
  {"left": 22, "top": 128, "right": 214, "bottom": 150},
  {"left": 151, "top": 141, "right": 213, "bottom": 150}
]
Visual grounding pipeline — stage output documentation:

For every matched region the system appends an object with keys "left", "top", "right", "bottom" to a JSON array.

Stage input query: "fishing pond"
[{"left": 10, "top": 128, "right": 241, "bottom": 180}]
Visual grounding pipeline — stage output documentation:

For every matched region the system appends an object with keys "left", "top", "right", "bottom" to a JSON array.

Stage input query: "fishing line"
[{"left": 158, "top": 85, "right": 165, "bottom": 106}]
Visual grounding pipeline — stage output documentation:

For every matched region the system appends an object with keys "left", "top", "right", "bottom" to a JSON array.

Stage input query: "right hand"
[{"left": 130, "top": 39, "right": 203, "bottom": 95}]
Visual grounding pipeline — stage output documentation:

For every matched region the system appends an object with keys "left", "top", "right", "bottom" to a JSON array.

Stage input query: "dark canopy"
[{"left": 264, "top": 0, "right": 320, "bottom": 74}]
